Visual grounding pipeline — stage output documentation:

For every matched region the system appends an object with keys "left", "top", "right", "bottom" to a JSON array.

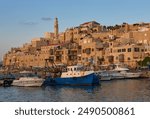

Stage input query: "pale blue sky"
[{"left": 0, "top": 0, "right": 150, "bottom": 60}]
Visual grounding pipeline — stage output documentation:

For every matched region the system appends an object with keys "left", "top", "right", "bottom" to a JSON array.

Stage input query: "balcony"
[
  {"left": 55, "top": 51, "right": 63, "bottom": 56},
  {"left": 68, "top": 56, "right": 77, "bottom": 61},
  {"left": 68, "top": 50, "right": 77, "bottom": 56}
]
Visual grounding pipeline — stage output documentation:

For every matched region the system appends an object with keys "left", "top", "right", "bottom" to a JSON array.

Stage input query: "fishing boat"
[
  {"left": 12, "top": 77, "right": 45, "bottom": 87},
  {"left": 12, "top": 72, "right": 45, "bottom": 87},
  {"left": 43, "top": 65, "right": 100, "bottom": 86},
  {"left": 111, "top": 64, "right": 141, "bottom": 79}
]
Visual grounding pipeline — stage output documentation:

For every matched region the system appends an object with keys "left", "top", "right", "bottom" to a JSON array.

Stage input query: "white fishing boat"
[
  {"left": 12, "top": 72, "right": 45, "bottom": 87},
  {"left": 12, "top": 77, "right": 45, "bottom": 87},
  {"left": 111, "top": 64, "right": 141, "bottom": 79}
]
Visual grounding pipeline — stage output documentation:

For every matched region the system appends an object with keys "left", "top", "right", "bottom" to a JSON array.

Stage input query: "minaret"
[
  {"left": 125, "top": 23, "right": 129, "bottom": 32},
  {"left": 54, "top": 17, "right": 59, "bottom": 38}
]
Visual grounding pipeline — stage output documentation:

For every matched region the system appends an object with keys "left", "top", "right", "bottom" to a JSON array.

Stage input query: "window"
[
  {"left": 128, "top": 57, "right": 131, "bottom": 60},
  {"left": 122, "top": 49, "right": 126, "bottom": 52},
  {"left": 128, "top": 48, "right": 131, "bottom": 52},
  {"left": 78, "top": 57, "right": 81, "bottom": 60},
  {"left": 134, "top": 48, "right": 139, "bottom": 52},
  {"left": 83, "top": 49, "right": 85, "bottom": 53},
  {"left": 118, "top": 49, "right": 121, "bottom": 52},
  {"left": 141, "top": 49, "right": 144, "bottom": 52},
  {"left": 85, "top": 48, "right": 91, "bottom": 54},
  {"left": 50, "top": 49, "right": 54, "bottom": 55}
]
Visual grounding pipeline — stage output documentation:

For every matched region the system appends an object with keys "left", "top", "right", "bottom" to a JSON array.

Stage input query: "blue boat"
[{"left": 43, "top": 65, "right": 100, "bottom": 86}]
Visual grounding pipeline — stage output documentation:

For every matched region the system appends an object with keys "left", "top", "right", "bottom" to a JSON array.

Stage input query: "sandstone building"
[{"left": 3, "top": 18, "right": 150, "bottom": 69}]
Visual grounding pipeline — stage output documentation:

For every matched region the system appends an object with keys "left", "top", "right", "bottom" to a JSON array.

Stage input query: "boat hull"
[
  {"left": 121, "top": 72, "right": 141, "bottom": 79},
  {"left": 95, "top": 71, "right": 111, "bottom": 81},
  {"left": 111, "top": 73, "right": 125, "bottom": 79},
  {"left": 12, "top": 77, "right": 45, "bottom": 87},
  {"left": 43, "top": 73, "right": 100, "bottom": 86}
]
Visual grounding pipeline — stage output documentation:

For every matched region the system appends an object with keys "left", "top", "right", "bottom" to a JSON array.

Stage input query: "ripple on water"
[{"left": 0, "top": 79, "right": 150, "bottom": 102}]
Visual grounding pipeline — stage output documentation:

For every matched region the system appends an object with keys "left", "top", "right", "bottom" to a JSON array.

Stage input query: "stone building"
[
  {"left": 104, "top": 41, "right": 146, "bottom": 68},
  {"left": 3, "top": 18, "right": 150, "bottom": 69},
  {"left": 79, "top": 35, "right": 104, "bottom": 66}
]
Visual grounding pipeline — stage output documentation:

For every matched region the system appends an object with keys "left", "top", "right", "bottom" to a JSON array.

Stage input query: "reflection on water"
[{"left": 0, "top": 79, "right": 150, "bottom": 102}]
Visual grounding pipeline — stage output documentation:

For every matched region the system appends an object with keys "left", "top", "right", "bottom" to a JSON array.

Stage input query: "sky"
[{"left": 0, "top": 0, "right": 150, "bottom": 61}]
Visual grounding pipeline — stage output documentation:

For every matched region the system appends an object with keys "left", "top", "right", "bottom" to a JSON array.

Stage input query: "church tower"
[{"left": 54, "top": 17, "right": 59, "bottom": 38}]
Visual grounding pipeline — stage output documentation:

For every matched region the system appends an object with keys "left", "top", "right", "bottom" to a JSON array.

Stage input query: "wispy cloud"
[
  {"left": 41, "top": 17, "right": 52, "bottom": 21},
  {"left": 20, "top": 21, "right": 38, "bottom": 25}
]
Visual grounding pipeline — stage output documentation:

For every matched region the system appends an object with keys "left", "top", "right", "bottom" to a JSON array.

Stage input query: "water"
[{"left": 0, "top": 79, "right": 150, "bottom": 102}]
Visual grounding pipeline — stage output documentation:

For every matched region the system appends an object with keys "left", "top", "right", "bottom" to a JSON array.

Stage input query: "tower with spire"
[{"left": 54, "top": 17, "right": 59, "bottom": 39}]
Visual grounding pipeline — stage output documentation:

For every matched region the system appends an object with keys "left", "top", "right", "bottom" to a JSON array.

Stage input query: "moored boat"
[
  {"left": 109, "top": 71, "right": 125, "bottom": 79},
  {"left": 97, "top": 64, "right": 141, "bottom": 80},
  {"left": 95, "top": 71, "right": 112, "bottom": 81},
  {"left": 43, "top": 65, "right": 100, "bottom": 86},
  {"left": 12, "top": 71, "right": 45, "bottom": 87},
  {"left": 12, "top": 77, "right": 45, "bottom": 87},
  {"left": 2, "top": 73, "right": 16, "bottom": 87},
  {"left": 111, "top": 64, "right": 141, "bottom": 79},
  {"left": 95, "top": 64, "right": 125, "bottom": 80}
]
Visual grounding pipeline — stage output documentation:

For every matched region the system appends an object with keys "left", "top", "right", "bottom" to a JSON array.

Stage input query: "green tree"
[{"left": 138, "top": 57, "right": 150, "bottom": 66}]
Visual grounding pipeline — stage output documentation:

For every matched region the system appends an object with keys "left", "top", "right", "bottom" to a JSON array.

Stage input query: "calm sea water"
[{"left": 0, "top": 79, "right": 150, "bottom": 102}]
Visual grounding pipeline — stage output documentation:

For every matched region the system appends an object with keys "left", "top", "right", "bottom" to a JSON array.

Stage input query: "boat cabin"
[
  {"left": 66, "top": 66, "right": 84, "bottom": 72},
  {"left": 61, "top": 65, "right": 90, "bottom": 78}
]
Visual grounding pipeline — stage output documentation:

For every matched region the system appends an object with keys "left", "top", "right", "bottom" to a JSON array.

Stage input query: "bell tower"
[{"left": 54, "top": 17, "right": 59, "bottom": 38}]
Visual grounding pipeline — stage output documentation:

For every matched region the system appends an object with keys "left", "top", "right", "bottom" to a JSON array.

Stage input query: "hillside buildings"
[{"left": 3, "top": 18, "right": 150, "bottom": 69}]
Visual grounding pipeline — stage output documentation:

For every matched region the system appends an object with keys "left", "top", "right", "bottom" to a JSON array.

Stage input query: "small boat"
[
  {"left": 95, "top": 71, "right": 112, "bottom": 81},
  {"left": 120, "top": 70, "right": 141, "bottom": 78},
  {"left": 109, "top": 71, "right": 125, "bottom": 79},
  {"left": 12, "top": 77, "right": 45, "bottom": 87},
  {"left": 2, "top": 73, "right": 16, "bottom": 87},
  {"left": 111, "top": 64, "right": 141, "bottom": 79},
  {"left": 12, "top": 72, "right": 45, "bottom": 87},
  {"left": 43, "top": 65, "right": 100, "bottom": 86},
  {"left": 97, "top": 64, "right": 125, "bottom": 80}
]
